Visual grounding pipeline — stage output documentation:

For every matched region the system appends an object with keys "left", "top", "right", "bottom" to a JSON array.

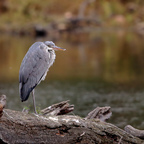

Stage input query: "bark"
[
  {"left": 0, "top": 95, "right": 143, "bottom": 144},
  {"left": 85, "top": 106, "right": 112, "bottom": 121},
  {"left": 41, "top": 100, "right": 74, "bottom": 116},
  {"left": 125, "top": 125, "right": 144, "bottom": 139},
  {"left": 0, "top": 95, "right": 6, "bottom": 118},
  {"left": 0, "top": 109, "right": 143, "bottom": 144}
]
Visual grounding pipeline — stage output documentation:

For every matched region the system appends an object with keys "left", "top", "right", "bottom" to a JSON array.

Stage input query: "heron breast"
[{"left": 40, "top": 51, "right": 56, "bottom": 83}]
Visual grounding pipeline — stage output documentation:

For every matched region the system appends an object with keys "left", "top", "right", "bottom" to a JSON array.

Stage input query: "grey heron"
[{"left": 19, "top": 41, "right": 66, "bottom": 114}]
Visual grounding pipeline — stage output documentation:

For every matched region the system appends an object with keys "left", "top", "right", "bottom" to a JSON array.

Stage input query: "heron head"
[{"left": 44, "top": 41, "right": 66, "bottom": 51}]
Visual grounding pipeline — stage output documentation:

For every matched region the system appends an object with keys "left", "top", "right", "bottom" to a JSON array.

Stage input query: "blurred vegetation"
[
  {"left": 0, "top": 0, "right": 144, "bottom": 31},
  {"left": 0, "top": 0, "right": 82, "bottom": 29}
]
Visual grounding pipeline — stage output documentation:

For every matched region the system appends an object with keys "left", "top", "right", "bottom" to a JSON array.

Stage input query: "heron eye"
[{"left": 48, "top": 49, "right": 52, "bottom": 52}]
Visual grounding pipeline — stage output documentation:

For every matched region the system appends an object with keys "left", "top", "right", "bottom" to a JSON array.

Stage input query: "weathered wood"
[
  {"left": 0, "top": 95, "right": 6, "bottom": 118},
  {"left": 41, "top": 100, "right": 74, "bottom": 116},
  {"left": 0, "top": 109, "right": 143, "bottom": 144},
  {"left": 85, "top": 106, "right": 112, "bottom": 121},
  {"left": 125, "top": 125, "right": 144, "bottom": 139},
  {"left": 0, "top": 95, "right": 143, "bottom": 144}
]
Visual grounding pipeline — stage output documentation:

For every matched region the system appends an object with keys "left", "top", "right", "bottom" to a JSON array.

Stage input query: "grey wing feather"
[{"left": 19, "top": 42, "right": 50, "bottom": 101}]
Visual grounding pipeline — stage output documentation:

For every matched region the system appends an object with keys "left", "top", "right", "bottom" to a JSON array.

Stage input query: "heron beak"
[{"left": 52, "top": 46, "right": 66, "bottom": 51}]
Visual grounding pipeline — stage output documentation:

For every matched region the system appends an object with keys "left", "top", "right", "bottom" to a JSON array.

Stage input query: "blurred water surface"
[{"left": 0, "top": 30, "right": 144, "bottom": 129}]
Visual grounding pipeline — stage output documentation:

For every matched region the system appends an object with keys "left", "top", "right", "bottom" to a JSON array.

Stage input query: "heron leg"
[{"left": 32, "top": 90, "right": 37, "bottom": 114}]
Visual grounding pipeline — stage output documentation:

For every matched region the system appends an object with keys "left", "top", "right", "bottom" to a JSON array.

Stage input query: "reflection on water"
[{"left": 0, "top": 30, "right": 144, "bottom": 129}]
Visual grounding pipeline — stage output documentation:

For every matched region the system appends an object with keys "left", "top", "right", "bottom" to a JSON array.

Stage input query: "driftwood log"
[
  {"left": 0, "top": 95, "right": 144, "bottom": 144},
  {"left": 125, "top": 125, "right": 144, "bottom": 140},
  {"left": 0, "top": 95, "right": 6, "bottom": 118}
]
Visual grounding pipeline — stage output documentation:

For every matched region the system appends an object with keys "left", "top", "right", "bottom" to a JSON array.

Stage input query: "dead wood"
[
  {"left": 0, "top": 95, "right": 6, "bottom": 118},
  {"left": 85, "top": 106, "right": 112, "bottom": 121},
  {"left": 41, "top": 100, "right": 74, "bottom": 116},
  {"left": 0, "top": 110, "right": 143, "bottom": 144},
  {"left": 0, "top": 95, "right": 143, "bottom": 144},
  {"left": 125, "top": 125, "right": 144, "bottom": 139}
]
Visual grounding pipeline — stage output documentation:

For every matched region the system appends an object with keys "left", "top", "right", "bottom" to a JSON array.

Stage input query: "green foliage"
[
  {"left": 36, "top": 104, "right": 42, "bottom": 114},
  {"left": 23, "top": 106, "right": 29, "bottom": 110},
  {"left": 23, "top": 104, "right": 42, "bottom": 114}
]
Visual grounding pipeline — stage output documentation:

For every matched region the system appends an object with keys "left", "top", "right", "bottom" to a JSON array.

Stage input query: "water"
[{"left": 0, "top": 30, "right": 144, "bottom": 129}]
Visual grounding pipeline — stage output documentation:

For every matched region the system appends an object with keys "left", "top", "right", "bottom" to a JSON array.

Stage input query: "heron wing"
[{"left": 19, "top": 42, "right": 51, "bottom": 101}]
